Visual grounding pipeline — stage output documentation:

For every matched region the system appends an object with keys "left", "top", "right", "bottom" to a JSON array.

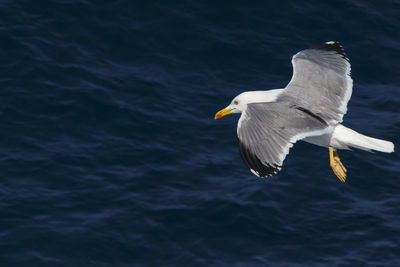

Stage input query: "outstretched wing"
[
  {"left": 279, "top": 41, "right": 353, "bottom": 125},
  {"left": 237, "top": 102, "right": 330, "bottom": 177}
]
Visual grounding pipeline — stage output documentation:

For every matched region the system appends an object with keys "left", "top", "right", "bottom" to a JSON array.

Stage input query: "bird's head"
[
  {"left": 214, "top": 95, "right": 245, "bottom": 119},
  {"left": 215, "top": 90, "right": 282, "bottom": 119}
]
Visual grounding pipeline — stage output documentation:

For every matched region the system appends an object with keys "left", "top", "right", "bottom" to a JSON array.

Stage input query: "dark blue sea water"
[{"left": 1, "top": 1, "right": 399, "bottom": 266}]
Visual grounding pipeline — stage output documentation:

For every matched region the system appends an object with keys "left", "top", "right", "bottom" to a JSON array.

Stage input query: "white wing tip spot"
[
  {"left": 250, "top": 167, "right": 281, "bottom": 178},
  {"left": 325, "top": 41, "right": 335, "bottom": 44},
  {"left": 250, "top": 169, "right": 260, "bottom": 177}
]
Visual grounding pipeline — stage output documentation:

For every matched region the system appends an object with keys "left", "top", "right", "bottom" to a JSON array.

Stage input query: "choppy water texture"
[{"left": 1, "top": 1, "right": 400, "bottom": 266}]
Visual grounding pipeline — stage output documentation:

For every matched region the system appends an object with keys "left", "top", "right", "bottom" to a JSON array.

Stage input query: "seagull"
[{"left": 215, "top": 41, "right": 394, "bottom": 182}]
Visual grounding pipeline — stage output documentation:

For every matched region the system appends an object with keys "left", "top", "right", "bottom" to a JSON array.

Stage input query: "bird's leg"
[{"left": 329, "top": 147, "right": 347, "bottom": 183}]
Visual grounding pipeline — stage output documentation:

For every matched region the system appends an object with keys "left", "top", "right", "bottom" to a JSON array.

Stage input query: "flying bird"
[{"left": 215, "top": 41, "right": 394, "bottom": 182}]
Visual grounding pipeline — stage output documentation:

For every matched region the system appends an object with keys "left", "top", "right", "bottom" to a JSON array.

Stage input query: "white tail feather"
[{"left": 332, "top": 125, "right": 394, "bottom": 153}]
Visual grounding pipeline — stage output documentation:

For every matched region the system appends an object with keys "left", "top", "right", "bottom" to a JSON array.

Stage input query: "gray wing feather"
[
  {"left": 279, "top": 42, "right": 353, "bottom": 124},
  {"left": 237, "top": 102, "right": 330, "bottom": 177}
]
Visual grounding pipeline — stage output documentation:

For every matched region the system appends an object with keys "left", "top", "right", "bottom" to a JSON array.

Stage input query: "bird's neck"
[{"left": 243, "top": 89, "right": 284, "bottom": 104}]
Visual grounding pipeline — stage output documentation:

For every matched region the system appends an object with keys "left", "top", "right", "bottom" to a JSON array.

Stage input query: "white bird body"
[{"left": 240, "top": 89, "right": 394, "bottom": 153}]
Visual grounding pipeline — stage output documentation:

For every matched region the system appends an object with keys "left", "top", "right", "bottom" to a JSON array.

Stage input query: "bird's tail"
[{"left": 334, "top": 125, "right": 394, "bottom": 153}]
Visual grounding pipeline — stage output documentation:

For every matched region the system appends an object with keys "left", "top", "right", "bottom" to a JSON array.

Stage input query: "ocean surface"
[{"left": 0, "top": 1, "right": 399, "bottom": 266}]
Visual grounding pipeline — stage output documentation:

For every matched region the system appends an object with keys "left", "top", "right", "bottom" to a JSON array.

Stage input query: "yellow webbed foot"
[{"left": 329, "top": 147, "right": 347, "bottom": 183}]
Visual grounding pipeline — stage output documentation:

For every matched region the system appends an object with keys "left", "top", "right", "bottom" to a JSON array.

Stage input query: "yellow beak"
[{"left": 215, "top": 107, "right": 233, "bottom": 119}]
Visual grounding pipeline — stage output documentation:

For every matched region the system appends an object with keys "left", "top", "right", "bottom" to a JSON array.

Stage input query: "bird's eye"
[{"left": 233, "top": 100, "right": 239, "bottom": 105}]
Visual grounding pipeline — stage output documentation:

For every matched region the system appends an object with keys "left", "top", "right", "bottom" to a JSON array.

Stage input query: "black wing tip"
[
  {"left": 238, "top": 140, "right": 281, "bottom": 178},
  {"left": 315, "top": 41, "right": 349, "bottom": 62},
  {"left": 251, "top": 165, "right": 281, "bottom": 178}
]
